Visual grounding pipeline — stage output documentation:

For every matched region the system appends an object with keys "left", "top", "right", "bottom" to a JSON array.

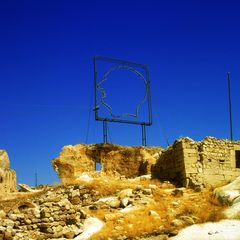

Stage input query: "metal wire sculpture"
[
  {"left": 96, "top": 65, "right": 149, "bottom": 119},
  {"left": 94, "top": 56, "right": 152, "bottom": 145}
]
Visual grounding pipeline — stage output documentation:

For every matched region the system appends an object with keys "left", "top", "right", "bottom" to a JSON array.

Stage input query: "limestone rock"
[
  {"left": 118, "top": 189, "right": 133, "bottom": 199},
  {"left": 18, "top": 183, "right": 40, "bottom": 192},
  {"left": 0, "top": 210, "right": 6, "bottom": 219},
  {"left": 214, "top": 176, "right": 240, "bottom": 205},
  {"left": 0, "top": 150, "right": 16, "bottom": 194},
  {"left": 223, "top": 202, "right": 240, "bottom": 219},
  {"left": 0, "top": 150, "right": 10, "bottom": 169},
  {"left": 214, "top": 176, "right": 240, "bottom": 219},
  {"left": 148, "top": 210, "right": 160, "bottom": 218},
  {"left": 120, "top": 197, "right": 129, "bottom": 208},
  {"left": 109, "top": 199, "right": 121, "bottom": 209}
]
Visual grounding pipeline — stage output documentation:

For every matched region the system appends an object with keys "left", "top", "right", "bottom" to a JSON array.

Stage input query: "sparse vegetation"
[{"left": 0, "top": 175, "right": 228, "bottom": 239}]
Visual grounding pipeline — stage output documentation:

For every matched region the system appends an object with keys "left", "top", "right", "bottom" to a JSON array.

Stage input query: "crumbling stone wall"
[
  {"left": 0, "top": 150, "right": 17, "bottom": 194},
  {"left": 0, "top": 185, "right": 99, "bottom": 239},
  {"left": 152, "top": 139, "right": 186, "bottom": 186},
  {"left": 52, "top": 144, "right": 163, "bottom": 183},
  {"left": 153, "top": 137, "right": 240, "bottom": 188},
  {"left": 197, "top": 137, "right": 240, "bottom": 186}
]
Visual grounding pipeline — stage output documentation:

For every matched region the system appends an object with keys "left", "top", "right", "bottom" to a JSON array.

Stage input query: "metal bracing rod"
[
  {"left": 103, "top": 121, "right": 108, "bottom": 143},
  {"left": 142, "top": 124, "right": 147, "bottom": 146},
  {"left": 228, "top": 72, "right": 233, "bottom": 141}
]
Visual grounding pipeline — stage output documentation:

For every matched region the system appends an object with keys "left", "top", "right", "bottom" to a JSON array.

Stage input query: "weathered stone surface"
[
  {"left": 0, "top": 150, "right": 17, "bottom": 195},
  {"left": 52, "top": 144, "right": 163, "bottom": 183},
  {"left": 214, "top": 176, "right": 240, "bottom": 205},
  {"left": 152, "top": 137, "right": 240, "bottom": 188},
  {"left": 214, "top": 176, "right": 240, "bottom": 219},
  {"left": 0, "top": 150, "right": 10, "bottom": 169}
]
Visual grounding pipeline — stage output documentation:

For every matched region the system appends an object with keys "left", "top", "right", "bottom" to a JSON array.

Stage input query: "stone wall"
[
  {"left": 0, "top": 185, "right": 99, "bottom": 239},
  {"left": 197, "top": 137, "right": 240, "bottom": 186},
  {"left": 0, "top": 150, "right": 17, "bottom": 194},
  {"left": 52, "top": 144, "right": 163, "bottom": 183},
  {"left": 152, "top": 139, "right": 186, "bottom": 186},
  {"left": 152, "top": 137, "right": 240, "bottom": 188}
]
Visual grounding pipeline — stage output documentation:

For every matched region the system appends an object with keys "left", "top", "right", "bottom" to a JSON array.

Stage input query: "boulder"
[
  {"left": 214, "top": 176, "right": 240, "bottom": 219},
  {"left": 214, "top": 176, "right": 240, "bottom": 205}
]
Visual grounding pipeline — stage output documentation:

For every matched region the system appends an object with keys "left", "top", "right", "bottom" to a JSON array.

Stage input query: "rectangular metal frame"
[{"left": 94, "top": 55, "right": 152, "bottom": 126}]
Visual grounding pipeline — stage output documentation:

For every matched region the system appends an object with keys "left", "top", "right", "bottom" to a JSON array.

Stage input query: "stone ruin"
[
  {"left": 0, "top": 150, "right": 17, "bottom": 194},
  {"left": 52, "top": 137, "right": 240, "bottom": 188},
  {"left": 152, "top": 137, "right": 240, "bottom": 188},
  {"left": 52, "top": 143, "right": 163, "bottom": 183},
  {"left": 1, "top": 136, "right": 238, "bottom": 193}
]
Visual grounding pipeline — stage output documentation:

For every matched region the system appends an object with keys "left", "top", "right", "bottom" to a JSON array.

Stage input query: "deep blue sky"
[{"left": 1, "top": 0, "right": 240, "bottom": 185}]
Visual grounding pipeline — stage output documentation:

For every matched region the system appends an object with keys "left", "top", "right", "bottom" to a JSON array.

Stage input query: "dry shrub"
[{"left": 178, "top": 191, "right": 225, "bottom": 223}]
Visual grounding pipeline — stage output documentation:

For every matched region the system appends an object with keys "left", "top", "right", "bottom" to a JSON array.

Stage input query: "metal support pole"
[
  {"left": 103, "top": 121, "right": 108, "bottom": 143},
  {"left": 35, "top": 172, "right": 38, "bottom": 188},
  {"left": 142, "top": 124, "right": 146, "bottom": 146},
  {"left": 228, "top": 72, "right": 233, "bottom": 141}
]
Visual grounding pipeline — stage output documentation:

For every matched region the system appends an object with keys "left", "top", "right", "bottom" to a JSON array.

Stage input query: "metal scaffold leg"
[
  {"left": 103, "top": 121, "right": 108, "bottom": 143},
  {"left": 142, "top": 124, "right": 146, "bottom": 146}
]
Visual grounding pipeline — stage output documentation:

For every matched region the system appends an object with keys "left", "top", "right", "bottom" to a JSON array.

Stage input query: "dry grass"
[
  {"left": 177, "top": 191, "right": 225, "bottom": 223},
  {"left": 90, "top": 204, "right": 172, "bottom": 240},
  {"left": 75, "top": 177, "right": 163, "bottom": 196},
  {"left": 0, "top": 176, "right": 227, "bottom": 239},
  {"left": 90, "top": 182, "right": 226, "bottom": 239}
]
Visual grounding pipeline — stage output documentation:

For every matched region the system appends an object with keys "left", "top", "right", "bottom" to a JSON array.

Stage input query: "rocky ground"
[{"left": 1, "top": 172, "right": 238, "bottom": 240}]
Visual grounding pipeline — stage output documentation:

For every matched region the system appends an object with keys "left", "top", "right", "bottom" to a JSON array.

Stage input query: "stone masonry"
[
  {"left": 0, "top": 185, "right": 99, "bottom": 239},
  {"left": 0, "top": 150, "right": 16, "bottom": 194},
  {"left": 152, "top": 137, "right": 240, "bottom": 188}
]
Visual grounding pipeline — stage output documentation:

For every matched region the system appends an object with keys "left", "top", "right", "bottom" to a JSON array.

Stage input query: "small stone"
[
  {"left": 172, "top": 201, "right": 179, "bottom": 207},
  {"left": 148, "top": 184, "right": 157, "bottom": 190},
  {"left": 0, "top": 210, "right": 6, "bottom": 219},
  {"left": 179, "top": 215, "right": 195, "bottom": 225},
  {"left": 71, "top": 196, "right": 81, "bottom": 205},
  {"left": 148, "top": 210, "right": 160, "bottom": 218},
  {"left": 8, "top": 213, "right": 17, "bottom": 221},
  {"left": 143, "top": 188, "right": 152, "bottom": 195},
  {"left": 120, "top": 198, "right": 129, "bottom": 208},
  {"left": 89, "top": 205, "right": 98, "bottom": 210},
  {"left": 109, "top": 199, "right": 121, "bottom": 208},
  {"left": 3, "top": 219, "right": 14, "bottom": 228},
  {"left": 118, "top": 189, "right": 133, "bottom": 199},
  {"left": 171, "top": 188, "right": 183, "bottom": 197},
  {"left": 64, "top": 230, "right": 75, "bottom": 239},
  {"left": 134, "top": 185, "right": 143, "bottom": 191},
  {"left": 25, "top": 219, "right": 32, "bottom": 225},
  {"left": 4, "top": 231, "right": 12, "bottom": 240},
  {"left": 171, "top": 219, "right": 184, "bottom": 227}
]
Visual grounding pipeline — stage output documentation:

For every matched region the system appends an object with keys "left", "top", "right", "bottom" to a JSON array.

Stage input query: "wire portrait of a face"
[{"left": 94, "top": 56, "right": 152, "bottom": 126}]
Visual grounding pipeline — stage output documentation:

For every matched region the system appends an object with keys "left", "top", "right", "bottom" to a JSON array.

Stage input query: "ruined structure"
[
  {"left": 52, "top": 137, "right": 240, "bottom": 187},
  {"left": 0, "top": 150, "right": 17, "bottom": 194},
  {"left": 52, "top": 143, "right": 163, "bottom": 183},
  {"left": 152, "top": 137, "right": 240, "bottom": 187}
]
